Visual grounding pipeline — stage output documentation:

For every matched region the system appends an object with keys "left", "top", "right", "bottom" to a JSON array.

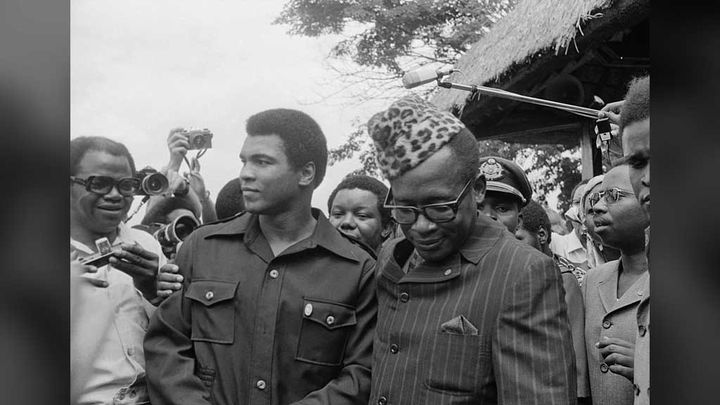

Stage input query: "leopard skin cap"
[{"left": 367, "top": 94, "right": 467, "bottom": 180}]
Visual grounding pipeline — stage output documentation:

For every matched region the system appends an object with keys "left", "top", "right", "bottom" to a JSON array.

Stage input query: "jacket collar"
[
  {"left": 597, "top": 260, "right": 649, "bottom": 314},
  {"left": 204, "top": 208, "right": 360, "bottom": 263},
  {"left": 380, "top": 212, "right": 505, "bottom": 284}
]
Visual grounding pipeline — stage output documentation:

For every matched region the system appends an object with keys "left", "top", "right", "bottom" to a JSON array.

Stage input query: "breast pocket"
[
  {"left": 186, "top": 280, "right": 239, "bottom": 344},
  {"left": 424, "top": 332, "right": 491, "bottom": 396},
  {"left": 296, "top": 297, "right": 357, "bottom": 366}
]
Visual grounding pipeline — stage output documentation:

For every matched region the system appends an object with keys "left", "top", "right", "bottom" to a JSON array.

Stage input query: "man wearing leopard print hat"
[{"left": 367, "top": 94, "right": 576, "bottom": 405}]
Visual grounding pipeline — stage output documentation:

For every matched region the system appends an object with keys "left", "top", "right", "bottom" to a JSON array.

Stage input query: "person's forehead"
[
  {"left": 76, "top": 150, "right": 132, "bottom": 176},
  {"left": 240, "top": 134, "right": 287, "bottom": 157},
  {"left": 622, "top": 119, "right": 650, "bottom": 156},
  {"left": 332, "top": 188, "right": 379, "bottom": 208}
]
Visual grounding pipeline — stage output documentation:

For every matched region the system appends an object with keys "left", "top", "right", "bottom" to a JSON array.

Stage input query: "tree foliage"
[
  {"left": 279, "top": 0, "right": 581, "bottom": 211},
  {"left": 275, "top": 0, "right": 516, "bottom": 75}
]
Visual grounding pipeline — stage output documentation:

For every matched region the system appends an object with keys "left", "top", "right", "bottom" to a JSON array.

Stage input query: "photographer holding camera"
[
  {"left": 70, "top": 136, "right": 167, "bottom": 405},
  {"left": 163, "top": 127, "right": 217, "bottom": 223}
]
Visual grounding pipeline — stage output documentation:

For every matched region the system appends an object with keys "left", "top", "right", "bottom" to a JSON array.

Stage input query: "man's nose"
[
  {"left": 103, "top": 185, "right": 124, "bottom": 200},
  {"left": 239, "top": 164, "right": 253, "bottom": 182},
  {"left": 481, "top": 206, "right": 497, "bottom": 220},
  {"left": 339, "top": 214, "right": 357, "bottom": 229},
  {"left": 411, "top": 212, "right": 437, "bottom": 234}
]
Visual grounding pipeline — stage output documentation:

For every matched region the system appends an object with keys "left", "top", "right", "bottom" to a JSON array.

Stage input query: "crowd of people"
[{"left": 70, "top": 74, "right": 650, "bottom": 405}]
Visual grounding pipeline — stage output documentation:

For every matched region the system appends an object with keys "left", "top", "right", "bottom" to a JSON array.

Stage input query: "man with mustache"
[
  {"left": 367, "top": 95, "right": 576, "bottom": 404},
  {"left": 144, "top": 109, "right": 376, "bottom": 405},
  {"left": 582, "top": 164, "right": 649, "bottom": 405}
]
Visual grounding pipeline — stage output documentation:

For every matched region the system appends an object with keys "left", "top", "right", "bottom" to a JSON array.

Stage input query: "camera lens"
[
  {"left": 142, "top": 173, "right": 169, "bottom": 195},
  {"left": 192, "top": 135, "right": 205, "bottom": 148},
  {"left": 173, "top": 216, "right": 199, "bottom": 241}
]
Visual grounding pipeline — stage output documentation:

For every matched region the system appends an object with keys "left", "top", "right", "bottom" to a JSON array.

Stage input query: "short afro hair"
[
  {"left": 70, "top": 136, "right": 136, "bottom": 176},
  {"left": 215, "top": 178, "right": 245, "bottom": 220},
  {"left": 327, "top": 175, "right": 391, "bottom": 228},
  {"left": 619, "top": 75, "right": 650, "bottom": 132},
  {"left": 245, "top": 108, "right": 328, "bottom": 188},
  {"left": 519, "top": 200, "right": 551, "bottom": 241},
  {"left": 446, "top": 128, "right": 480, "bottom": 184}
]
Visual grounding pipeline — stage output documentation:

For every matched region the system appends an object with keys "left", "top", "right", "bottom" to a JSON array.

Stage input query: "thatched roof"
[{"left": 432, "top": 0, "right": 649, "bottom": 111}]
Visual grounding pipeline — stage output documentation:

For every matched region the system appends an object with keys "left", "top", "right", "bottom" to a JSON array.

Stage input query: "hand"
[
  {"left": 596, "top": 336, "right": 635, "bottom": 381},
  {"left": 70, "top": 250, "right": 108, "bottom": 288},
  {"left": 185, "top": 160, "right": 207, "bottom": 199},
  {"left": 156, "top": 263, "right": 184, "bottom": 299},
  {"left": 167, "top": 127, "right": 190, "bottom": 170},
  {"left": 165, "top": 168, "right": 190, "bottom": 197},
  {"left": 109, "top": 243, "right": 159, "bottom": 301},
  {"left": 598, "top": 100, "right": 624, "bottom": 127}
]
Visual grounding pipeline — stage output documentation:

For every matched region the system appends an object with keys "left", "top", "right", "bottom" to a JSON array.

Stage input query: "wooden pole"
[{"left": 579, "top": 121, "right": 594, "bottom": 180}]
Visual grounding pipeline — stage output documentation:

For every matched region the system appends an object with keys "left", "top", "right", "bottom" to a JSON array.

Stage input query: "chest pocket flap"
[
  {"left": 186, "top": 280, "right": 238, "bottom": 344},
  {"left": 186, "top": 280, "right": 238, "bottom": 306},
  {"left": 302, "top": 298, "right": 357, "bottom": 330}
]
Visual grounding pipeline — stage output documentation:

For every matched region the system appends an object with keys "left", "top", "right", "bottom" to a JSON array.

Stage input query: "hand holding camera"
[
  {"left": 71, "top": 250, "right": 109, "bottom": 288},
  {"left": 109, "top": 242, "right": 161, "bottom": 301}
]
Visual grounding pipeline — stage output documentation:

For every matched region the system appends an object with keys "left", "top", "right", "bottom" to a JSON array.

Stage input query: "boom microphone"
[{"left": 402, "top": 66, "right": 455, "bottom": 89}]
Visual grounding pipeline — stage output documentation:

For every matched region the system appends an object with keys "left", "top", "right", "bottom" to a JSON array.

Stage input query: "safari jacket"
[{"left": 144, "top": 210, "right": 376, "bottom": 405}]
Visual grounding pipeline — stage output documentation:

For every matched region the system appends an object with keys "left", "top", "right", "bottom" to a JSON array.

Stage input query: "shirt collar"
[
  {"left": 70, "top": 222, "right": 132, "bottom": 253},
  {"left": 204, "top": 208, "right": 361, "bottom": 263}
]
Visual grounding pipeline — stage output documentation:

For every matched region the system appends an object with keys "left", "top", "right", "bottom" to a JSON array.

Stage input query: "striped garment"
[{"left": 370, "top": 214, "right": 577, "bottom": 405}]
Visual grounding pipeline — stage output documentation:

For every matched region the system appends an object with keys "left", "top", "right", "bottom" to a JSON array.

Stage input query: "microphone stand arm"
[{"left": 437, "top": 79, "right": 600, "bottom": 119}]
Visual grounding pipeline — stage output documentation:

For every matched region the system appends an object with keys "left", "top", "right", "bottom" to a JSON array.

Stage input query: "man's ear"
[
  {"left": 473, "top": 174, "right": 486, "bottom": 202},
  {"left": 537, "top": 228, "right": 549, "bottom": 246},
  {"left": 380, "top": 222, "right": 394, "bottom": 239},
  {"left": 298, "top": 162, "right": 316, "bottom": 187}
]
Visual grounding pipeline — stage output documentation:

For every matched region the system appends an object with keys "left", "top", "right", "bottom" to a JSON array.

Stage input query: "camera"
[
  {"left": 153, "top": 213, "right": 200, "bottom": 249},
  {"left": 136, "top": 167, "right": 170, "bottom": 196},
  {"left": 184, "top": 128, "right": 213, "bottom": 150},
  {"left": 77, "top": 237, "right": 118, "bottom": 267}
]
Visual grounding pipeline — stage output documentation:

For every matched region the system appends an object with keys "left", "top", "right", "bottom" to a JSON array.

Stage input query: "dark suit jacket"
[{"left": 369, "top": 214, "right": 576, "bottom": 404}]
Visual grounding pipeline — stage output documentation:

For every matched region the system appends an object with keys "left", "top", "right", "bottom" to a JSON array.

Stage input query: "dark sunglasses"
[
  {"left": 383, "top": 179, "right": 473, "bottom": 225},
  {"left": 589, "top": 187, "right": 633, "bottom": 207},
  {"left": 70, "top": 175, "right": 140, "bottom": 197}
]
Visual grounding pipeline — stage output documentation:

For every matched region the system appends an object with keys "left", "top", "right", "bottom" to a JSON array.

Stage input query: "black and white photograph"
[{"left": 65, "top": 1, "right": 653, "bottom": 404}]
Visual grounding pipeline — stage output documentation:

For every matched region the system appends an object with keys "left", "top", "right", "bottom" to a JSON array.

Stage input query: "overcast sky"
[{"left": 71, "top": 0, "right": 400, "bottom": 223}]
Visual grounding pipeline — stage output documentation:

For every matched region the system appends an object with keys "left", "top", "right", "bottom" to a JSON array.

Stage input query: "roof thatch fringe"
[{"left": 432, "top": 0, "right": 622, "bottom": 109}]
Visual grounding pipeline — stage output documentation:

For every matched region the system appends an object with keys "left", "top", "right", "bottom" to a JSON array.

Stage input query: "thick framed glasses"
[
  {"left": 384, "top": 179, "right": 473, "bottom": 225},
  {"left": 589, "top": 187, "right": 634, "bottom": 207},
  {"left": 70, "top": 175, "right": 140, "bottom": 197}
]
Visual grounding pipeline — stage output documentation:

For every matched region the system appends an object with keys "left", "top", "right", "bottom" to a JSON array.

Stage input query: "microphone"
[{"left": 401, "top": 66, "right": 455, "bottom": 89}]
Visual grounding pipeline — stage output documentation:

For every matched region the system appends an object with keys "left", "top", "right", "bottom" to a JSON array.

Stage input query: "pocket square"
[{"left": 440, "top": 315, "right": 479, "bottom": 335}]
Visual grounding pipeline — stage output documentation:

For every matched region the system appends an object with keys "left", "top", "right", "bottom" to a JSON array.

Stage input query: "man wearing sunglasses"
[
  {"left": 70, "top": 136, "right": 166, "bottom": 405},
  {"left": 366, "top": 95, "right": 576, "bottom": 404}
]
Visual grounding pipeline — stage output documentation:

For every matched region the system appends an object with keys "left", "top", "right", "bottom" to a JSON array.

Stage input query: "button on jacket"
[
  {"left": 144, "top": 210, "right": 376, "bottom": 405},
  {"left": 370, "top": 214, "right": 577, "bottom": 405},
  {"left": 581, "top": 260, "right": 648, "bottom": 405}
]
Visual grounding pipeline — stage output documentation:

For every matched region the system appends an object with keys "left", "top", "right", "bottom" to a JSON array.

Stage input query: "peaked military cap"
[{"left": 478, "top": 156, "right": 532, "bottom": 206}]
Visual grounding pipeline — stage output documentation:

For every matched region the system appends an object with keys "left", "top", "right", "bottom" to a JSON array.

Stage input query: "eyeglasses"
[
  {"left": 589, "top": 187, "right": 634, "bottom": 207},
  {"left": 70, "top": 175, "right": 140, "bottom": 197},
  {"left": 384, "top": 179, "right": 473, "bottom": 225}
]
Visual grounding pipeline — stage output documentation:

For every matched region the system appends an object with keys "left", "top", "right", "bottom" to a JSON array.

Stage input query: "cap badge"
[{"left": 479, "top": 158, "right": 504, "bottom": 181}]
